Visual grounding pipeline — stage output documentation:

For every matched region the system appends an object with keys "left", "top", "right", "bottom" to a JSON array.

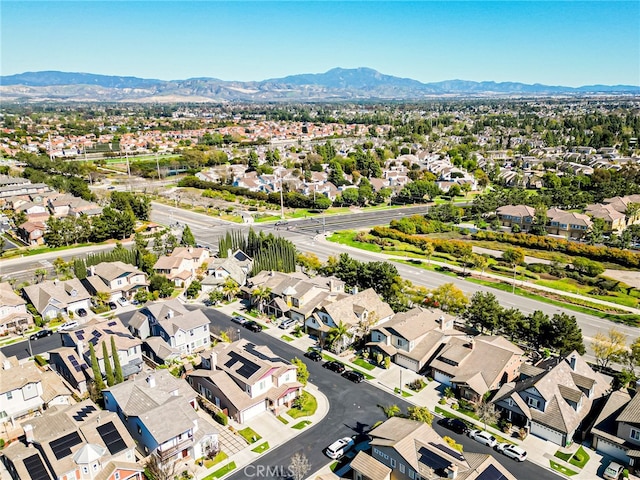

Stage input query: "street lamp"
[{"left": 237, "top": 329, "right": 241, "bottom": 341}]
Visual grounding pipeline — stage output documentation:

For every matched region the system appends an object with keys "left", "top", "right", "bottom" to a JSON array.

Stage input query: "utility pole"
[
  {"left": 156, "top": 151, "right": 161, "bottom": 181},
  {"left": 512, "top": 264, "right": 517, "bottom": 294},
  {"left": 279, "top": 166, "right": 285, "bottom": 220},
  {"left": 126, "top": 152, "right": 132, "bottom": 192}
]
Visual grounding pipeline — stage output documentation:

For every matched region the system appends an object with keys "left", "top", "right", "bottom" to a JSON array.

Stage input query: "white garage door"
[
  {"left": 596, "top": 438, "right": 629, "bottom": 463},
  {"left": 531, "top": 422, "right": 565, "bottom": 445},
  {"left": 396, "top": 355, "right": 419, "bottom": 372},
  {"left": 434, "top": 370, "right": 453, "bottom": 386},
  {"left": 240, "top": 401, "right": 267, "bottom": 423}
]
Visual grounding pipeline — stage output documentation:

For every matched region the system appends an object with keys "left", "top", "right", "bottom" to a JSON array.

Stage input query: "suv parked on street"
[{"left": 468, "top": 430, "right": 497, "bottom": 448}]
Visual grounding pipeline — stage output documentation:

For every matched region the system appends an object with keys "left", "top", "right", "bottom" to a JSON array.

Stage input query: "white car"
[
  {"left": 325, "top": 436, "right": 355, "bottom": 459},
  {"left": 58, "top": 321, "right": 79, "bottom": 331},
  {"left": 495, "top": 443, "right": 527, "bottom": 461},
  {"left": 468, "top": 430, "right": 497, "bottom": 448},
  {"left": 117, "top": 297, "right": 129, "bottom": 307}
]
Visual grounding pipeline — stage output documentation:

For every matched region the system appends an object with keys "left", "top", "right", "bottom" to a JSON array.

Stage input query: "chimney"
[
  {"left": 76, "top": 340, "right": 84, "bottom": 359},
  {"left": 209, "top": 351, "right": 217, "bottom": 371},
  {"left": 468, "top": 339, "right": 475, "bottom": 350},
  {"left": 2, "top": 358, "right": 11, "bottom": 370},
  {"left": 352, "top": 285, "right": 358, "bottom": 296},
  {"left": 329, "top": 279, "right": 335, "bottom": 292},
  {"left": 89, "top": 265, "right": 96, "bottom": 276},
  {"left": 569, "top": 354, "right": 577, "bottom": 371},
  {"left": 146, "top": 374, "right": 156, "bottom": 388},
  {"left": 53, "top": 278, "right": 59, "bottom": 285},
  {"left": 227, "top": 248, "right": 232, "bottom": 259},
  {"left": 166, "top": 309, "right": 174, "bottom": 319},
  {"left": 24, "top": 424, "right": 34, "bottom": 443},
  {"left": 188, "top": 246, "right": 193, "bottom": 254},
  {"left": 438, "top": 315, "right": 445, "bottom": 331},
  {"left": 446, "top": 464, "right": 459, "bottom": 479}
]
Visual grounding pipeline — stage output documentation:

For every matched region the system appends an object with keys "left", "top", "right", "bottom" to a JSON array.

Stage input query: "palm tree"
[
  {"left": 252, "top": 286, "right": 272, "bottom": 314},
  {"left": 327, "top": 321, "right": 350, "bottom": 354},
  {"left": 34, "top": 268, "right": 47, "bottom": 284},
  {"left": 221, "top": 277, "right": 240, "bottom": 302}
]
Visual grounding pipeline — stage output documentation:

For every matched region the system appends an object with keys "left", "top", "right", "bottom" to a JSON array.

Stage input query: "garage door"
[
  {"left": 396, "top": 355, "right": 419, "bottom": 372},
  {"left": 596, "top": 438, "right": 629, "bottom": 463},
  {"left": 531, "top": 422, "right": 565, "bottom": 445},
  {"left": 240, "top": 401, "right": 267, "bottom": 423},
  {"left": 434, "top": 370, "right": 453, "bottom": 386}
]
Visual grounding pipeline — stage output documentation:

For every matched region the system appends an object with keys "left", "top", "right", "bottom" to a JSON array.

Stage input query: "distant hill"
[{"left": 1, "top": 68, "right": 638, "bottom": 103}]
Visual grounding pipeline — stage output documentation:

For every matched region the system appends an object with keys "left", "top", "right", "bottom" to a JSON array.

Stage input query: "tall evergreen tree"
[
  {"left": 111, "top": 336, "right": 124, "bottom": 384},
  {"left": 89, "top": 342, "right": 106, "bottom": 391},
  {"left": 181, "top": 225, "right": 196, "bottom": 246},
  {"left": 102, "top": 341, "right": 115, "bottom": 387}
]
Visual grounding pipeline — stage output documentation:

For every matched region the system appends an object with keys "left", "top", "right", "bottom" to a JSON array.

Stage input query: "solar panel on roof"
[
  {"left": 108, "top": 321, "right": 117, "bottom": 326},
  {"left": 49, "top": 431, "right": 82, "bottom": 460},
  {"left": 475, "top": 464, "right": 508, "bottom": 480},
  {"left": 76, "top": 333, "right": 84, "bottom": 340},
  {"left": 416, "top": 446, "right": 451, "bottom": 471},
  {"left": 97, "top": 421, "right": 127, "bottom": 454},
  {"left": 23, "top": 454, "right": 51, "bottom": 480},
  {"left": 224, "top": 351, "right": 261, "bottom": 379},
  {"left": 433, "top": 442, "right": 465, "bottom": 461}
]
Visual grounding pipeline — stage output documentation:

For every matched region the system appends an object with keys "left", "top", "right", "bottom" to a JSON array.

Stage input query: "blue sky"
[{"left": 2, "top": 1, "right": 639, "bottom": 86}]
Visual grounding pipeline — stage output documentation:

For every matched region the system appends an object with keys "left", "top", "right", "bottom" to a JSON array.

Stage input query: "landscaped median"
[{"left": 549, "top": 446, "right": 590, "bottom": 476}]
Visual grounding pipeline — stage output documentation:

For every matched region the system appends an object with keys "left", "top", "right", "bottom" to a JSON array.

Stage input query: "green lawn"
[
  {"left": 287, "top": 391, "right": 318, "bottom": 419},
  {"left": 281, "top": 335, "right": 294, "bottom": 342},
  {"left": 330, "top": 461, "right": 339, "bottom": 471},
  {"left": 277, "top": 415, "right": 289, "bottom": 424},
  {"left": 251, "top": 442, "right": 270, "bottom": 454},
  {"left": 203, "top": 451, "right": 228, "bottom": 468},
  {"left": 237, "top": 427, "right": 261, "bottom": 444},
  {"left": 554, "top": 450, "right": 572, "bottom": 462},
  {"left": 569, "top": 446, "right": 590, "bottom": 468},
  {"left": 327, "top": 230, "right": 382, "bottom": 252},
  {"left": 292, "top": 420, "right": 312, "bottom": 430},
  {"left": 549, "top": 460, "right": 578, "bottom": 476},
  {"left": 394, "top": 387, "right": 413, "bottom": 397},
  {"left": 352, "top": 357, "right": 376, "bottom": 371},
  {"left": 203, "top": 462, "right": 237, "bottom": 479}
]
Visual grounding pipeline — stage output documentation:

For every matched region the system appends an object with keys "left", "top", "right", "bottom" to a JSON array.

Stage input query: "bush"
[
  {"left": 34, "top": 355, "right": 47, "bottom": 366},
  {"left": 214, "top": 411, "right": 228, "bottom": 426}
]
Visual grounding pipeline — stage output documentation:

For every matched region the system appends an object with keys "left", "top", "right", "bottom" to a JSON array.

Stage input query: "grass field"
[
  {"left": 203, "top": 462, "right": 237, "bottom": 480},
  {"left": 352, "top": 357, "right": 376, "bottom": 371},
  {"left": 287, "top": 391, "right": 317, "bottom": 419},
  {"left": 237, "top": 427, "right": 261, "bottom": 444},
  {"left": 292, "top": 420, "right": 312, "bottom": 430},
  {"left": 251, "top": 442, "right": 270, "bottom": 454}
]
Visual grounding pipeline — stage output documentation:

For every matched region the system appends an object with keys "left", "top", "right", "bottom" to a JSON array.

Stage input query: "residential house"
[
  {"left": 187, "top": 339, "right": 301, "bottom": 423},
  {"left": 171, "top": 246, "right": 210, "bottom": 269},
  {"left": 127, "top": 299, "right": 210, "bottom": 354},
  {"left": 48, "top": 348, "right": 89, "bottom": 395},
  {"left": 142, "top": 336, "right": 181, "bottom": 365},
  {"left": 17, "top": 220, "right": 46, "bottom": 246},
  {"left": 428, "top": 336, "right": 524, "bottom": 402},
  {"left": 59, "top": 318, "right": 144, "bottom": 379},
  {"left": 153, "top": 254, "right": 195, "bottom": 288},
  {"left": 23, "top": 279, "right": 92, "bottom": 320},
  {"left": 0, "top": 281, "right": 33, "bottom": 334},
  {"left": 201, "top": 251, "right": 252, "bottom": 294},
  {"left": 305, "top": 288, "right": 394, "bottom": 348},
  {"left": 496, "top": 205, "right": 536, "bottom": 231},
  {"left": 103, "top": 370, "right": 218, "bottom": 461},
  {"left": 546, "top": 209, "right": 593, "bottom": 239},
  {"left": 585, "top": 203, "right": 627, "bottom": 234},
  {"left": 0, "top": 352, "right": 72, "bottom": 427},
  {"left": 367, "top": 307, "right": 459, "bottom": 373},
  {"left": 1, "top": 400, "right": 142, "bottom": 480},
  {"left": 492, "top": 352, "right": 608, "bottom": 446},
  {"left": 602, "top": 194, "right": 640, "bottom": 226},
  {"left": 357, "top": 416, "right": 516, "bottom": 480},
  {"left": 83, "top": 261, "right": 148, "bottom": 303},
  {"left": 592, "top": 390, "right": 640, "bottom": 470}
]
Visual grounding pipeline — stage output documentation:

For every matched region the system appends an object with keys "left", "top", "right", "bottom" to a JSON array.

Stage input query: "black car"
[
  {"left": 108, "top": 302, "right": 117, "bottom": 310},
  {"left": 243, "top": 321, "right": 262, "bottom": 332},
  {"left": 438, "top": 417, "right": 470, "bottom": 435},
  {"left": 304, "top": 350, "right": 323, "bottom": 362},
  {"left": 323, "top": 360, "right": 346, "bottom": 373},
  {"left": 30, "top": 329, "right": 53, "bottom": 341},
  {"left": 77, "top": 308, "right": 87, "bottom": 317},
  {"left": 342, "top": 370, "right": 365, "bottom": 383}
]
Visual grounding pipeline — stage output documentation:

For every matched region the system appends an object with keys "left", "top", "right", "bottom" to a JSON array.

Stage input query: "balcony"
[{"left": 156, "top": 435, "right": 193, "bottom": 460}]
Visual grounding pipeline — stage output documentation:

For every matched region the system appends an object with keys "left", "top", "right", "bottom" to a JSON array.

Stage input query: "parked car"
[
  {"left": 117, "top": 297, "right": 129, "bottom": 307},
  {"left": 58, "top": 321, "right": 79, "bottom": 331},
  {"left": 342, "top": 370, "right": 365, "bottom": 383},
  {"left": 325, "top": 436, "right": 354, "bottom": 459},
  {"left": 108, "top": 302, "right": 117, "bottom": 310},
  {"left": 243, "top": 320, "right": 262, "bottom": 332},
  {"left": 304, "top": 350, "right": 323, "bottom": 362},
  {"left": 603, "top": 461, "right": 624, "bottom": 480},
  {"left": 323, "top": 360, "right": 346, "bottom": 373},
  {"left": 76, "top": 308, "right": 87, "bottom": 317},
  {"left": 30, "top": 329, "right": 53, "bottom": 340},
  {"left": 231, "top": 315, "right": 247, "bottom": 325},
  {"left": 278, "top": 318, "right": 297, "bottom": 330},
  {"left": 495, "top": 443, "right": 527, "bottom": 461},
  {"left": 468, "top": 430, "right": 497, "bottom": 448},
  {"left": 438, "top": 418, "right": 470, "bottom": 435}
]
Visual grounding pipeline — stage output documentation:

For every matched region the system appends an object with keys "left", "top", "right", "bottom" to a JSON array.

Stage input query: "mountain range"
[{"left": 1, "top": 67, "right": 638, "bottom": 103}]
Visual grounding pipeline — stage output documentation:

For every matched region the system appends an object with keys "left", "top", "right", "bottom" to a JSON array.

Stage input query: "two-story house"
[
  {"left": 546, "top": 209, "right": 593, "bottom": 239},
  {"left": 367, "top": 307, "right": 458, "bottom": 373},
  {"left": 492, "top": 352, "right": 608, "bottom": 446},
  {"left": 585, "top": 203, "right": 627, "bottom": 234},
  {"left": 0, "top": 352, "right": 72, "bottom": 428},
  {"left": 153, "top": 254, "right": 195, "bottom": 288},
  {"left": 103, "top": 371, "right": 218, "bottom": 461},
  {"left": 58, "top": 318, "right": 144, "bottom": 379},
  {"left": 428, "top": 336, "right": 524, "bottom": 403},
  {"left": 496, "top": 205, "right": 536, "bottom": 231},
  {"left": 592, "top": 390, "right": 640, "bottom": 470},
  {"left": 353, "top": 416, "right": 516, "bottom": 480},
  {"left": 23, "top": 279, "right": 92, "bottom": 320},
  {"left": 201, "top": 251, "right": 251, "bottom": 294},
  {"left": 17, "top": 220, "right": 46, "bottom": 246},
  {"left": 0, "top": 281, "right": 33, "bottom": 335},
  {"left": 171, "top": 246, "right": 210, "bottom": 269},
  {"left": 83, "top": 261, "right": 148, "bottom": 303},
  {"left": 305, "top": 288, "right": 394, "bottom": 349},
  {"left": 187, "top": 339, "right": 301, "bottom": 423},
  {"left": 1, "top": 400, "right": 142, "bottom": 480},
  {"left": 127, "top": 299, "right": 210, "bottom": 354}
]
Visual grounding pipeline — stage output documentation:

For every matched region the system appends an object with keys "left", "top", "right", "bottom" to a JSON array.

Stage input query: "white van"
[
  {"left": 279, "top": 318, "right": 297, "bottom": 330},
  {"left": 325, "top": 437, "right": 354, "bottom": 459}
]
